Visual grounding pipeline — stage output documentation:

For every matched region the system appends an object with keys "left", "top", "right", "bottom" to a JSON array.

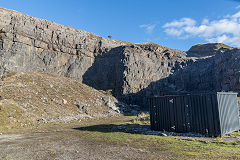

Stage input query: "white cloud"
[
  {"left": 236, "top": 5, "right": 240, "bottom": 9},
  {"left": 163, "top": 18, "right": 196, "bottom": 28},
  {"left": 162, "top": 11, "right": 240, "bottom": 47},
  {"left": 232, "top": 11, "right": 240, "bottom": 19},
  {"left": 202, "top": 18, "right": 209, "bottom": 25},
  {"left": 139, "top": 24, "right": 156, "bottom": 34},
  {"left": 164, "top": 28, "right": 183, "bottom": 36}
]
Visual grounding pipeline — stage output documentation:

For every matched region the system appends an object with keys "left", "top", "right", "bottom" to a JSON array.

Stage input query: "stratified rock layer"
[
  {"left": 0, "top": 8, "right": 190, "bottom": 106},
  {"left": 1, "top": 7, "right": 240, "bottom": 107},
  {"left": 0, "top": 7, "right": 127, "bottom": 81},
  {"left": 83, "top": 43, "right": 190, "bottom": 106}
]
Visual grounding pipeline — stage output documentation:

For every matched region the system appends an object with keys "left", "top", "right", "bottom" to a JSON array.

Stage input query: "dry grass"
[
  {"left": 0, "top": 7, "right": 19, "bottom": 13},
  {"left": 0, "top": 71, "right": 118, "bottom": 130},
  {"left": 0, "top": 100, "right": 32, "bottom": 130},
  {"left": 71, "top": 115, "right": 240, "bottom": 160},
  {"left": 0, "top": 111, "right": 239, "bottom": 159}
]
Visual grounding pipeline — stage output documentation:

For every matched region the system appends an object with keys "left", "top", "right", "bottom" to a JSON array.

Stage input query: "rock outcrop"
[
  {"left": 0, "top": 7, "right": 191, "bottom": 107},
  {"left": 1, "top": 7, "right": 240, "bottom": 108},
  {"left": 0, "top": 7, "right": 127, "bottom": 81},
  {"left": 187, "top": 43, "right": 234, "bottom": 57},
  {"left": 83, "top": 43, "right": 190, "bottom": 106},
  {"left": 154, "top": 45, "right": 240, "bottom": 95}
]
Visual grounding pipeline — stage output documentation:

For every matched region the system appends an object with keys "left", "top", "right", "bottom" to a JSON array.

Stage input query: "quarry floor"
[{"left": 0, "top": 115, "right": 240, "bottom": 160}]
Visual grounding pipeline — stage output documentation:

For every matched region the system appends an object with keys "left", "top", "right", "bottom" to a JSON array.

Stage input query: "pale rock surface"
[{"left": 1, "top": 8, "right": 240, "bottom": 107}]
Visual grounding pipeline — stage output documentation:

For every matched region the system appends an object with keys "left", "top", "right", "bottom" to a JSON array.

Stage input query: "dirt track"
[
  {"left": 0, "top": 131, "right": 152, "bottom": 160},
  {"left": 0, "top": 115, "right": 240, "bottom": 160}
]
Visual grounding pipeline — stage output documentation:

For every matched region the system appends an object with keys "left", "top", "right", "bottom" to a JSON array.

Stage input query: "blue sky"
[{"left": 1, "top": 0, "right": 240, "bottom": 51}]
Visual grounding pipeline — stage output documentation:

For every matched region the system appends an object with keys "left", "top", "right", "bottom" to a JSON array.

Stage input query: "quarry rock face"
[
  {"left": 114, "top": 44, "right": 240, "bottom": 106},
  {"left": 158, "top": 46, "right": 240, "bottom": 95},
  {"left": 0, "top": 7, "right": 126, "bottom": 81},
  {"left": 1, "top": 7, "right": 240, "bottom": 107}
]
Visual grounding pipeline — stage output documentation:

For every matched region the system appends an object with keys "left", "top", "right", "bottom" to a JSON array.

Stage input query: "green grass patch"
[
  {"left": 70, "top": 118, "right": 240, "bottom": 160},
  {"left": 0, "top": 100, "right": 33, "bottom": 130}
]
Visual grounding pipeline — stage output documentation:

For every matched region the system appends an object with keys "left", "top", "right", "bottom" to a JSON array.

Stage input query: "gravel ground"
[
  {"left": 0, "top": 132, "right": 154, "bottom": 160},
  {"left": 0, "top": 115, "right": 239, "bottom": 160}
]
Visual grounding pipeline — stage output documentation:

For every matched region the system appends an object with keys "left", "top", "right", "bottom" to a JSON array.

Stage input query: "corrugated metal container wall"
[
  {"left": 217, "top": 93, "right": 240, "bottom": 135},
  {"left": 149, "top": 92, "right": 240, "bottom": 137}
]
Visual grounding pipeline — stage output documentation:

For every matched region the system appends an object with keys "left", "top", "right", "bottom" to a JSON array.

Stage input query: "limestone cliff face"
[
  {"left": 1, "top": 7, "right": 240, "bottom": 108},
  {"left": 111, "top": 43, "right": 240, "bottom": 106},
  {"left": 163, "top": 45, "right": 240, "bottom": 94},
  {"left": 0, "top": 8, "right": 190, "bottom": 107},
  {"left": 115, "top": 43, "right": 189, "bottom": 105},
  {"left": 82, "top": 43, "right": 190, "bottom": 106},
  {"left": 0, "top": 7, "right": 126, "bottom": 82}
]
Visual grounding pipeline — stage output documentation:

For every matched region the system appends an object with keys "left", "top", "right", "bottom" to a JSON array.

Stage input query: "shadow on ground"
[
  {"left": 73, "top": 124, "right": 240, "bottom": 143},
  {"left": 72, "top": 123, "right": 205, "bottom": 138},
  {"left": 73, "top": 124, "right": 150, "bottom": 135}
]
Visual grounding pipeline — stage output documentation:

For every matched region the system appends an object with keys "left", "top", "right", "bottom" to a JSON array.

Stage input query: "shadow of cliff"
[
  {"left": 83, "top": 47, "right": 240, "bottom": 109},
  {"left": 121, "top": 55, "right": 218, "bottom": 108},
  {"left": 82, "top": 46, "right": 125, "bottom": 92},
  {"left": 123, "top": 48, "right": 240, "bottom": 108}
]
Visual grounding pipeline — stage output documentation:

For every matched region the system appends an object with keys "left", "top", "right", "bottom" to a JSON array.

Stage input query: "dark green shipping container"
[{"left": 149, "top": 92, "right": 240, "bottom": 137}]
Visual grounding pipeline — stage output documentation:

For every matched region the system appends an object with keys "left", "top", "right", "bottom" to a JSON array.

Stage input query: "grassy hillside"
[{"left": 0, "top": 72, "right": 119, "bottom": 130}]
